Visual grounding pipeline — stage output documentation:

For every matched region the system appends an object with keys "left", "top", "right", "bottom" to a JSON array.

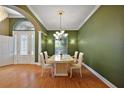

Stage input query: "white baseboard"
[
  {"left": 82, "top": 63, "right": 117, "bottom": 88},
  {"left": 34, "top": 62, "right": 41, "bottom": 66}
]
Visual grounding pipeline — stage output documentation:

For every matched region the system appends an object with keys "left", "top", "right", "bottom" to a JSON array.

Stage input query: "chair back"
[
  {"left": 74, "top": 51, "right": 78, "bottom": 58},
  {"left": 40, "top": 52, "right": 45, "bottom": 66},
  {"left": 78, "top": 52, "right": 84, "bottom": 65},
  {"left": 44, "top": 51, "right": 48, "bottom": 62},
  {"left": 74, "top": 51, "right": 78, "bottom": 62}
]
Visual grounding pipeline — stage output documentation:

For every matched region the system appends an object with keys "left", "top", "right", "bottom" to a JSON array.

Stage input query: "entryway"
[{"left": 13, "top": 20, "right": 35, "bottom": 64}]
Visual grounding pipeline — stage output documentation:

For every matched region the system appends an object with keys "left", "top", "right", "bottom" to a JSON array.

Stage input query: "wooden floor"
[{"left": 0, "top": 64, "right": 108, "bottom": 88}]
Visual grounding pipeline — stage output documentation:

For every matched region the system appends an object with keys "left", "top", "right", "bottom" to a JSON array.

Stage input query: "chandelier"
[
  {"left": 53, "top": 10, "right": 68, "bottom": 40},
  {"left": 0, "top": 6, "right": 8, "bottom": 22}
]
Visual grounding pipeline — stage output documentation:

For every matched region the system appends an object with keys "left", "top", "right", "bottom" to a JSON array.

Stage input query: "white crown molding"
[
  {"left": 78, "top": 5, "right": 101, "bottom": 29},
  {"left": 27, "top": 5, "right": 47, "bottom": 29},
  {"left": 82, "top": 63, "right": 117, "bottom": 88},
  {"left": 47, "top": 28, "right": 79, "bottom": 31},
  {"left": 8, "top": 16, "right": 25, "bottom": 18},
  {"left": 27, "top": 5, "right": 100, "bottom": 31}
]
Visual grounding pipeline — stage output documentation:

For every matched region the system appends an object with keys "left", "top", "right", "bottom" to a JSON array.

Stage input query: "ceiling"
[
  {"left": 28, "top": 5, "right": 99, "bottom": 31},
  {"left": 4, "top": 6, "right": 24, "bottom": 18}
]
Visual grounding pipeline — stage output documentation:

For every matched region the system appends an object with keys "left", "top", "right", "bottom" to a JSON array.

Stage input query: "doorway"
[{"left": 13, "top": 20, "right": 35, "bottom": 64}]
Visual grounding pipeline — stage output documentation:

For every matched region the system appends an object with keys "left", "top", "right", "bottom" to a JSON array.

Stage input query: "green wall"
[
  {"left": 78, "top": 5, "right": 124, "bottom": 87},
  {"left": 0, "top": 18, "right": 9, "bottom": 36},
  {"left": 67, "top": 31, "right": 78, "bottom": 56},
  {"left": 41, "top": 33, "right": 47, "bottom": 51},
  {"left": 46, "top": 30, "right": 78, "bottom": 56},
  {"left": 46, "top": 31, "right": 55, "bottom": 56}
]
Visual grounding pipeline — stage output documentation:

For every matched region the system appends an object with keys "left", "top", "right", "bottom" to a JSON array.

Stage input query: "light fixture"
[
  {"left": 53, "top": 10, "right": 68, "bottom": 40},
  {"left": 64, "top": 33, "right": 68, "bottom": 37},
  {"left": 0, "top": 6, "right": 8, "bottom": 22}
]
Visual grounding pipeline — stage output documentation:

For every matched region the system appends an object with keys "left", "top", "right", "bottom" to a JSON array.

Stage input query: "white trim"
[
  {"left": 27, "top": 6, "right": 47, "bottom": 29},
  {"left": 8, "top": 16, "right": 25, "bottom": 18},
  {"left": 34, "top": 62, "right": 41, "bottom": 66},
  {"left": 38, "top": 31, "right": 42, "bottom": 64},
  {"left": 27, "top": 5, "right": 100, "bottom": 31},
  {"left": 82, "top": 63, "right": 117, "bottom": 88},
  {"left": 78, "top": 5, "right": 101, "bottom": 29},
  {"left": 47, "top": 28, "right": 79, "bottom": 31}
]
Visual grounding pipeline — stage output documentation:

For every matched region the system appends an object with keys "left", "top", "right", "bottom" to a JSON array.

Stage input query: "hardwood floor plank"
[{"left": 0, "top": 64, "right": 108, "bottom": 88}]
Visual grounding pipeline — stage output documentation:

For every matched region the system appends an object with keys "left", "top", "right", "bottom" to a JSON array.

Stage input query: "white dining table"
[{"left": 47, "top": 54, "right": 74, "bottom": 76}]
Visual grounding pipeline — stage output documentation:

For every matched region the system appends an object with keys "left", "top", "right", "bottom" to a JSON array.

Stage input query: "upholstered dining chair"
[
  {"left": 70, "top": 52, "right": 84, "bottom": 78},
  {"left": 73, "top": 51, "right": 79, "bottom": 63},
  {"left": 40, "top": 52, "right": 53, "bottom": 77}
]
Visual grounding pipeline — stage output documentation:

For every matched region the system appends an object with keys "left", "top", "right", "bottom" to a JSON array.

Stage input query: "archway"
[
  {"left": 5, "top": 5, "right": 41, "bottom": 32},
  {"left": 4, "top": 5, "right": 44, "bottom": 63}
]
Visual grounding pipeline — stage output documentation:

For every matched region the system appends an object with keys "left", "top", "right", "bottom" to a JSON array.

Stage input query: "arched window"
[{"left": 13, "top": 20, "right": 35, "bottom": 31}]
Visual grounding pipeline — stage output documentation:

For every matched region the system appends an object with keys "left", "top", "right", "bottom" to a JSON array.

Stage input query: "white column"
[{"left": 38, "top": 31, "right": 42, "bottom": 64}]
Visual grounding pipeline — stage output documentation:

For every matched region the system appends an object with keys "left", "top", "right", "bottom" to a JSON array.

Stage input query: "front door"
[{"left": 13, "top": 31, "right": 35, "bottom": 64}]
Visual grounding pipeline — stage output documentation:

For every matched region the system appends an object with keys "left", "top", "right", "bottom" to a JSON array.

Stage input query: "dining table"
[{"left": 47, "top": 54, "right": 74, "bottom": 76}]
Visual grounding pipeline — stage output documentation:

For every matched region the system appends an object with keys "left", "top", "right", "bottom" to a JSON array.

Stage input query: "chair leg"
[
  {"left": 70, "top": 68, "right": 72, "bottom": 78},
  {"left": 51, "top": 66, "right": 54, "bottom": 77},
  {"left": 80, "top": 68, "right": 82, "bottom": 78},
  {"left": 67, "top": 64, "right": 70, "bottom": 74},
  {"left": 51, "top": 68, "right": 53, "bottom": 77},
  {"left": 41, "top": 68, "right": 44, "bottom": 77}
]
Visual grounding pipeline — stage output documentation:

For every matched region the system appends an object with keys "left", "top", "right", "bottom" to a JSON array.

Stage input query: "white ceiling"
[
  {"left": 28, "top": 5, "right": 99, "bottom": 31},
  {"left": 4, "top": 6, "right": 24, "bottom": 18}
]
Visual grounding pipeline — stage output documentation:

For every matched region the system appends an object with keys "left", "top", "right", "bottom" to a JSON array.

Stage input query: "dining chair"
[
  {"left": 44, "top": 51, "right": 49, "bottom": 63},
  {"left": 40, "top": 52, "right": 54, "bottom": 77},
  {"left": 70, "top": 52, "right": 84, "bottom": 78},
  {"left": 73, "top": 51, "right": 79, "bottom": 63}
]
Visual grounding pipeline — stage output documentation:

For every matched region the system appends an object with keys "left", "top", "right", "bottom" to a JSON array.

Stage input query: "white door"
[{"left": 13, "top": 31, "right": 35, "bottom": 64}]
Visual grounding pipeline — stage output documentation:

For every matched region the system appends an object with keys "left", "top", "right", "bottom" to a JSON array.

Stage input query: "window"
[
  {"left": 55, "top": 37, "right": 68, "bottom": 55},
  {"left": 20, "top": 34, "right": 28, "bottom": 55},
  {"left": 13, "top": 20, "right": 35, "bottom": 31}
]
